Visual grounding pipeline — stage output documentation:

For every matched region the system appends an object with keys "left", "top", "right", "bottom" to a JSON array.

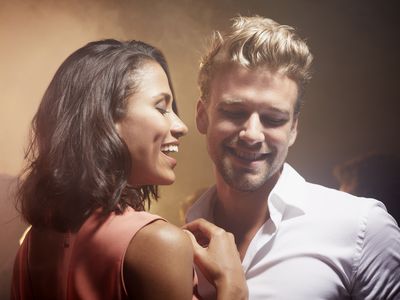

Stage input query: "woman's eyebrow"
[{"left": 153, "top": 93, "right": 171, "bottom": 102}]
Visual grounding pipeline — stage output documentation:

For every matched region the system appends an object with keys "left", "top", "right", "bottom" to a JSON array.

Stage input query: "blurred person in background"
[{"left": 334, "top": 152, "right": 400, "bottom": 224}]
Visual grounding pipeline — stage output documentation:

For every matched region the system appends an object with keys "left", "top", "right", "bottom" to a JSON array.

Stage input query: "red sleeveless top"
[{"left": 11, "top": 207, "right": 198, "bottom": 299}]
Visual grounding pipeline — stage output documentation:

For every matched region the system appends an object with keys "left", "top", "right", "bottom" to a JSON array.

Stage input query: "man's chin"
[
  {"left": 234, "top": 182, "right": 266, "bottom": 192},
  {"left": 223, "top": 172, "right": 269, "bottom": 192}
]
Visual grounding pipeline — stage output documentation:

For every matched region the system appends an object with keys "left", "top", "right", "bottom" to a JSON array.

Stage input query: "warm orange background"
[{"left": 1, "top": 0, "right": 399, "bottom": 227}]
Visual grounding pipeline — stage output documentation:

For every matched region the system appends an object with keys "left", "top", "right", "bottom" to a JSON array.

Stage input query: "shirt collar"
[
  {"left": 268, "top": 163, "right": 306, "bottom": 227},
  {"left": 185, "top": 163, "right": 307, "bottom": 224},
  {"left": 185, "top": 186, "right": 216, "bottom": 222}
]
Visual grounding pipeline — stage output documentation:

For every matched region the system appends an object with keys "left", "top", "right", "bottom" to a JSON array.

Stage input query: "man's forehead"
[
  {"left": 210, "top": 64, "right": 298, "bottom": 93},
  {"left": 206, "top": 67, "right": 298, "bottom": 115}
]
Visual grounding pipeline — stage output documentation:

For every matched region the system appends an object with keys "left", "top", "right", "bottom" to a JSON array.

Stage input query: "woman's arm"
[{"left": 123, "top": 220, "right": 195, "bottom": 300}]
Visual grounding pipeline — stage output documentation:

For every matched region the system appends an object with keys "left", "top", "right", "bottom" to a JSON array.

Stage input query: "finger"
[
  {"left": 182, "top": 228, "right": 209, "bottom": 248},
  {"left": 183, "top": 229, "right": 202, "bottom": 252},
  {"left": 183, "top": 218, "right": 224, "bottom": 239}
]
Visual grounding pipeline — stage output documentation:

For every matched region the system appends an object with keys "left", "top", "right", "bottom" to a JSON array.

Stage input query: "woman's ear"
[
  {"left": 196, "top": 99, "right": 209, "bottom": 134},
  {"left": 115, "top": 122, "right": 121, "bottom": 135}
]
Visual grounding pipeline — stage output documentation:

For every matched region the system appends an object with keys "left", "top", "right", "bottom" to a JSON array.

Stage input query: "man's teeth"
[
  {"left": 161, "top": 145, "right": 179, "bottom": 153},
  {"left": 234, "top": 149, "right": 264, "bottom": 160}
]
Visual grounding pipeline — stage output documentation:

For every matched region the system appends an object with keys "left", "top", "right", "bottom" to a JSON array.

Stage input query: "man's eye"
[
  {"left": 262, "top": 117, "right": 287, "bottom": 127},
  {"left": 221, "top": 110, "right": 245, "bottom": 119}
]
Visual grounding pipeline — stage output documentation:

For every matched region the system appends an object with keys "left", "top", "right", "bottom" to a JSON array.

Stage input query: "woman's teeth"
[{"left": 161, "top": 145, "right": 179, "bottom": 153}]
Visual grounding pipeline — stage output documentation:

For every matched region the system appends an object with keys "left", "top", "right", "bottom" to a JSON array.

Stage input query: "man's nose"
[{"left": 239, "top": 113, "right": 265, "bottom": 144}]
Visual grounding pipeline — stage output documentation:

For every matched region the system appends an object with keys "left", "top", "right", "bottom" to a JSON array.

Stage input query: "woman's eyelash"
[{"left": 156, "top": 107, "right": 170, "bottom": 115}]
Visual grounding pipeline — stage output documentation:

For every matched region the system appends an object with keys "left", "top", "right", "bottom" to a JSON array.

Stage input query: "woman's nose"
[{"left": 170, "top": 112, "right": 188, "bottom": 138}]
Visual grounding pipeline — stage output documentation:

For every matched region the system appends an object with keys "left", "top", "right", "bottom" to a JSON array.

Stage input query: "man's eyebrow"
[
  {"left": 266, "top": 107, "right": 290, "bottom": 116},
  {"left": 218, "top": 99, "right": 291, "bottom": 116},
  {"left": 219, "top": 98, "right": 243, "bottom": 104}
]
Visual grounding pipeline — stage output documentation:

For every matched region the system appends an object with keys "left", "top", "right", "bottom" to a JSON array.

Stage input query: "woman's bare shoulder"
[{"left": 123, "top": 220, "right": 194, "bottom": 299}]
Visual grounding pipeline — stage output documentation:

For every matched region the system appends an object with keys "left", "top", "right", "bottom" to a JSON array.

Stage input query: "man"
[{"left": 186, "top": 16, "right": 400, "bottom": 299}]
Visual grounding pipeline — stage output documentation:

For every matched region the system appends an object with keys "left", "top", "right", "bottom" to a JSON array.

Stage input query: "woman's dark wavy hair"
[{"left": 17, "top": 39, "right": 178, "bottom": 232}]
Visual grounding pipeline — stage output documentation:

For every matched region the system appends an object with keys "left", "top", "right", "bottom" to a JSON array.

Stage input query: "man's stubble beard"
[{"left": 216, "top": 156, "right": 278, "bottom": 192}]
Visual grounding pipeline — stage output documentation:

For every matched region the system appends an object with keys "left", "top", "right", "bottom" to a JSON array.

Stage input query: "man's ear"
[
  {"left": 196, "top": 99, "right": 209, "bottom": 134},
  {"left": 288, "top": 116, "right": 298, "bottom": 147}
]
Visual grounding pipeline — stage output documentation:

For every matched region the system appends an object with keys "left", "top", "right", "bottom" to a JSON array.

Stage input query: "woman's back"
[{"left": 12, "top": 208, "right": 161, "bottom": 300}]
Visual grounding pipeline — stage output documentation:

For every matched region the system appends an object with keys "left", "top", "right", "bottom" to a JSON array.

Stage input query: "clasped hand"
[{"left": 183, "top": 219, "right": 248, "bottom": 300}]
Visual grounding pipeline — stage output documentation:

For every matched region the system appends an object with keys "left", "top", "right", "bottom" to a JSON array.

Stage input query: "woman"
[{"left": 12, "top": 40, "right": 247, "bottom": 299}]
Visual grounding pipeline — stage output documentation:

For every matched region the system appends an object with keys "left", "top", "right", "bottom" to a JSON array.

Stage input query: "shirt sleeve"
[{"left": 351, "top": 202, "right": 400, "bottom": 299}]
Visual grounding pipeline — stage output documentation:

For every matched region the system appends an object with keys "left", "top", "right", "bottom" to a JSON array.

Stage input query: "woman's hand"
[{"left": 183, "top": 218, "right": 248, "bottom": 300}]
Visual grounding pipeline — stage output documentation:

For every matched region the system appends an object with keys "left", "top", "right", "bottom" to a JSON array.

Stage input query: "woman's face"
[{"left": 116, "top": 61, "right": 188, "bottom": 186}]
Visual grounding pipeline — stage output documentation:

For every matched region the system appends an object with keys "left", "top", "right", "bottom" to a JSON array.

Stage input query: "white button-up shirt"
[{"left": 186, "top": 163, "right": 400, "bottom": 299}]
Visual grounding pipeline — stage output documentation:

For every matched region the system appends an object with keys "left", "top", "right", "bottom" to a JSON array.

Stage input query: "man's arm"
[{"left": 351, "top": 203, "right": 400, "bottom": 299}]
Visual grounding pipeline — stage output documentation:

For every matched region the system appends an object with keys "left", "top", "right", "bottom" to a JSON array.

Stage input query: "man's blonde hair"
[{"left": 198, "top": 16, "right": 313, "bottom": 114}]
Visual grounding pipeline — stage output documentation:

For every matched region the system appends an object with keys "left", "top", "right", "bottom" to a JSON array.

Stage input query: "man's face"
[{"left": 196, "top": 64, "right": 298, "bottom": 191}]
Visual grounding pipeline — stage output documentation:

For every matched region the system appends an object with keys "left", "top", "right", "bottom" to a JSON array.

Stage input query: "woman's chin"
[
  {"left": 146, "top": 172, "right": 176, "bottom": 186},
  {"left": 159, "top": 174, "right": 176, "bottom": 186}
]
